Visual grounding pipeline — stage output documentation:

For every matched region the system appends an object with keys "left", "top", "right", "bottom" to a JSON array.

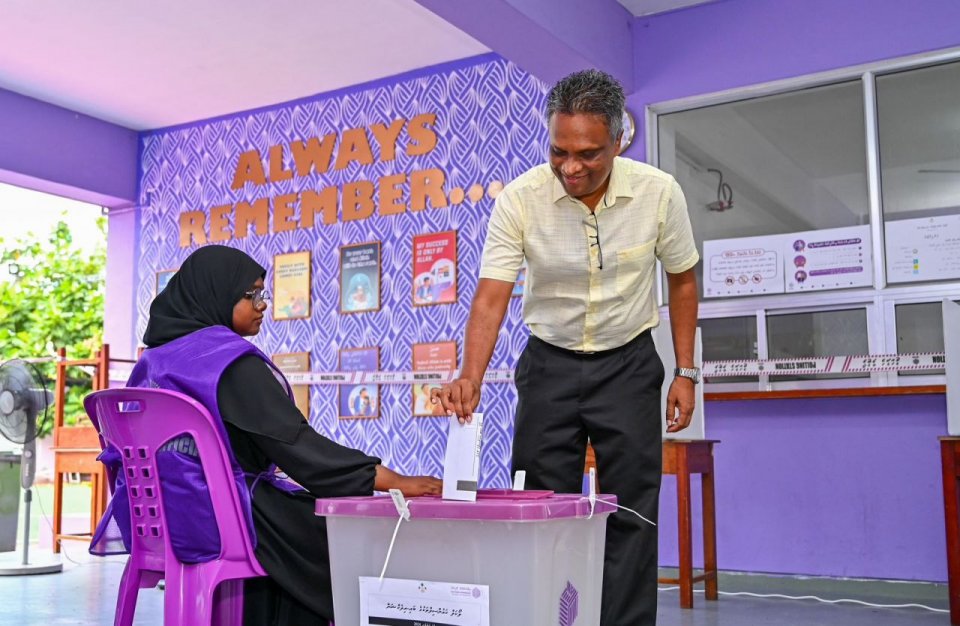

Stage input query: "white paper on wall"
[
  {"left": 702, "top": 235, "right": 785, "bottom": 298},
  {"left": 784, "top": 224, "right": 872, "bottom": 292},
  {"left": 886, "top": 214, "right": 960, "bottom": 283}
]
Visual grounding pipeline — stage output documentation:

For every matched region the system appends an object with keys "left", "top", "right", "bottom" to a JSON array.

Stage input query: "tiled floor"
[{"left": 0, "top": 550, "right": 948, "bottom": 625}]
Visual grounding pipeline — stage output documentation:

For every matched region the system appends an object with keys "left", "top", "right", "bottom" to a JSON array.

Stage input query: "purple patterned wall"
[{"left": 135, "top": 55, "right": 546, "bottom": 487}]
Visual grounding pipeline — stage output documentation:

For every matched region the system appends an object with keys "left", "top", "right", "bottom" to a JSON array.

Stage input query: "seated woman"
[{"left": 126, "top": 245, "right": 441, "bottom": 625}]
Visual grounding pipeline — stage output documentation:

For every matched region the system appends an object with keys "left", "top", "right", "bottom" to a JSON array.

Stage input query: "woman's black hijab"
[{"left": 143, "top": 245, "right": 265, "bottom": 347}]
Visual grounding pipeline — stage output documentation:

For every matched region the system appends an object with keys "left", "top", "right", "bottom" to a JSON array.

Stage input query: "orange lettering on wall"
[
  {"left": 378, "top": 173, "right": 407, "bottom": 216},
  {"left": 410, "top": 168, "right": 447, "bottom": 212},
  {"left": 405, "top": 113, "right": 438, "bottom": 156},
  {"left": 235, "top": 198, "right": 270, "bottom": 238},
  {"left": 268, "top": 145, "right": 294, "bottom": 183},
  {"left": 300, "top": 187, "right": 338, "bottom": 228},
  {"left": 209, "top": 204, "right": 233, "bottom": 241},
  {"left": 342, "top": 180, "right": 375, "bottom": 221},
  {"left": 231, "top": 150, "right": 267, "bottom": 189},
  {"left": 272, "top": 193, "right": 299, "bottom": 232},
  {"left": 179, "top": 211, "right": 208, "bottom": 247},
  {"left": 370, "top": 119, "right": 406, "bottom": 162},
  {"left": 334, "top": 128, "right": 375, "bottom": 170},
  {"left": 291, "top": 134, "right": 336, "bottom": 177}
]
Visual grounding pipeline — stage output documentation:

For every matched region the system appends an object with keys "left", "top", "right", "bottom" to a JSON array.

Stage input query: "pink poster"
[{"left": 413, "top": 230, "right": 457, "bottom": 306}]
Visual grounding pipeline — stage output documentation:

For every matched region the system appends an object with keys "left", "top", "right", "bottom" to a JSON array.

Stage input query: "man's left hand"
[{"left": 665, "top": 376, "right": 695, "bottom": 433}]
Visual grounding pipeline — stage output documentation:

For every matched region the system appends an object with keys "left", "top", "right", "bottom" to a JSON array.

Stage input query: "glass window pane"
[
  {"left": 658, "top": 81, "right": 871, "bottom": 299},
  {"left": 701, "top": 316, "right": 758, "bottom": 383},
  {"left": 895, "top": 302, "right": 945, "bottom": 376},
  {"left": 878, "top": 61, "right": 960, "bottom": 284},
  {"left": 767, "top": 309, "right": 869, "bottom": 380}
]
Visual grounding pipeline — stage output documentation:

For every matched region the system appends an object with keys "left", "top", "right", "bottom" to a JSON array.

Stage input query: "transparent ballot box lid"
[{"left": 316, "top": 489, "right": 618, "bottom": 521}]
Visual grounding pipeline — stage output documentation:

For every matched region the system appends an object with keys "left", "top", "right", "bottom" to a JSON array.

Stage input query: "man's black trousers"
[{"left": 512, "top": 331, "right": 664, "bottom": 626}]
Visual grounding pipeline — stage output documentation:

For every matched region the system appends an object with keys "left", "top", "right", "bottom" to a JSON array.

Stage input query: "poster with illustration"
[
  {"left": 412, "top": 341, "right": 457, "bottom": 417},
  {"left": 273, "top": 251, "right": 311, "bottom": 320},
  {"left": 339, "top": 347, "right": 379, "bottom": 419},
  {"left": 413, "top": 230, "right": 457, "bottom": 306},
  {"left": 702, "top": 235, "right": 783, "bottom": 298},
  {"left": 784, "top": 225, "right": 872, "bottom": 292},
  {"left": 271, "top": 352, "right": 310, "bottom": 420},
  {"left": 155, "top": 268, "right": 177, "bottom": 296},
  {"left": 511, "top": 265, "right": 527, "bottom": 297},
  {"left": 340, "top": 242, "right": 381, "bottom": 313}
]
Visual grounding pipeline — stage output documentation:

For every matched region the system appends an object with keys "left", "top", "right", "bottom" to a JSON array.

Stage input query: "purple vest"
[
  {"left": 126, "top": 325, "right": 292, "bottom": 421},
  {"left": 91, "top": 326, "right": 294, "bottom": 562}
]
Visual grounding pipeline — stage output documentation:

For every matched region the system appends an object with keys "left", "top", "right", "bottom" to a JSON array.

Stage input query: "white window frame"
[{"left": 648, "top": 45, "right": 960, "bottom": 390}]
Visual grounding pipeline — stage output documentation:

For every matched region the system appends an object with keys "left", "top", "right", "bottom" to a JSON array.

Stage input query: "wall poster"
[
  {"left": 413, "top": 230, "right": 457, "bottom": 306},
  {"left": 412, "top": 341, "right": 457, "bottom": 417},
  {"left": 273, "top": 251, "right": 311, "bottom": 320},
  {"left": 340, "top": 242, "right": 381, "bottom": 313},
  {"left": 271, "top": 352, "right": 311, "bottom": 419},
  {"left": 155, "top": 268, "right": 177, "bottom": 296},
  {"left": 339, "top": 347, "right": 380, "bottom": 419}
]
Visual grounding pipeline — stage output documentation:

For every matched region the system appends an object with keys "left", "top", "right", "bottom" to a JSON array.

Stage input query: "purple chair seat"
[{"left": 85, "top": 387, "right": 267, "bottom": 626}]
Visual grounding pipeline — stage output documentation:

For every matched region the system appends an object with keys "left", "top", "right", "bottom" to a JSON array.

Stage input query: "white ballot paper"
[
  {"left": 442, "top": 412, "right": 484, "bottom": 501},
  {"left": 360, "top": 577, "right": 490, "bottom": 625}
]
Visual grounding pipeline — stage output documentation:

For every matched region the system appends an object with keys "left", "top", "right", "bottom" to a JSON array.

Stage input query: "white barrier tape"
[
  {"left": 284, "top": 369, "right": 515, "bottom": 385},
  {"left": 281, "top": 352, "right": 946, "bottom": 386},
  {"left": 703, "top": 352, "right": 945, "bottom": 377}
]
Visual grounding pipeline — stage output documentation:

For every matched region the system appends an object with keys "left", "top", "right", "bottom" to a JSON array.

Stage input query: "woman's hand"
[
  {"left": 375, "top": 465, "right": 442, "bottom": 496},
  {"left": 395, "top": 475, "right": 442, "bottom": 497}
]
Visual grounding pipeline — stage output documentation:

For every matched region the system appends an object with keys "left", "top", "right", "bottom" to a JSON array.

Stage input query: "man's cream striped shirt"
[{"left": 480, "top": 157, "right": 699, "bottom": 352}]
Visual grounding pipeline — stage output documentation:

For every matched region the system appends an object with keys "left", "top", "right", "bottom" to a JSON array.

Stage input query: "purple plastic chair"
[{"left": 84, "top": 387, "right": 266, "bottom": 626}]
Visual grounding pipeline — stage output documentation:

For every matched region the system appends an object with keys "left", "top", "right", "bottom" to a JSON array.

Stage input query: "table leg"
[
  {"left": 703, "top": 463, "right": 718, "bottom": 601},
  {"left": 677, "top": 446, "right": 693, "bottom": 609},
  {"left": 941, "top": 442, "right": 960, "bottom": 625},
  {"left": 52, "top": 469, "right": 63, "bottom": 553}
]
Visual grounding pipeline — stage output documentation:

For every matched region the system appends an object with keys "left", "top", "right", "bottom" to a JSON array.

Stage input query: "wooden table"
[
  {"left": 940, "top": 437, "right": 960, "bottom": 624},
  {"left": 660, "top": 439, "right": 719, "bottom": 608},
  {"left": 52, "top": 425, "right": 107, "bottom": 551},
  {"left": 586, "top": 439, "right": 719, "bottom": 609}
]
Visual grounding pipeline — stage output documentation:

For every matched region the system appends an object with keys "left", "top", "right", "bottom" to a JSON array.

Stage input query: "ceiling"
[
  {"left": 0, "top": 0, "right": 715, "bottom": 131},
  {"left": 0, "top": 0, "right": 489, "bottom": 130},
  {"left": 617, "top": 0, "right": 717, "bottom": 17}
]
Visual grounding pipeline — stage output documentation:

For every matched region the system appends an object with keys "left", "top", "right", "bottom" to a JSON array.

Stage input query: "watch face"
[{"left": 618, "top": 109, "right": 636, "bottom": 155}]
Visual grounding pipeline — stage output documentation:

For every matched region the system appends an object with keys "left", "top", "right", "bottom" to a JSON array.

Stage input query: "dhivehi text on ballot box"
[{"left": 316, "top": 490, "right": 617, "bottom": 626}]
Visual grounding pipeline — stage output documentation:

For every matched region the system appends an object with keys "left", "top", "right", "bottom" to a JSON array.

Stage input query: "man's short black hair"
[{"left": 546, "top": 69, "right": 625, "bottom": 141}]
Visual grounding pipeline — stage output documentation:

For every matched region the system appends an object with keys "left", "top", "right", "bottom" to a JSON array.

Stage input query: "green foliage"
[{"left": 0, "top": 217, "right": 106, "bottom": 437}]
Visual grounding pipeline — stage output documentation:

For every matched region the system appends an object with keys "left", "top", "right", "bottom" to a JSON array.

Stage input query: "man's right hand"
[{"left": 431, "top": 377, "right": 481, "bottom": 424}]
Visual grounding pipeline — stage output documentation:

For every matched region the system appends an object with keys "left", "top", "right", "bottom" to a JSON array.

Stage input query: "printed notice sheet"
[
  {"left": 784, "top": 225, "right": 872, "bottom": 292},
  {"left": 442, "top": 413, "right": 484, "bottom": 501},
  {"left": 359, "top": 577, "right": 490, "bottom": 626},
  {"left": 703, "top": 235, "right": 783, "bottom": 298},
  {"left": 885, "top": 214, "right": 960, "bottom": 283},
  {"left": 703, "top": 224, "right": 872, "bottom": 298}
]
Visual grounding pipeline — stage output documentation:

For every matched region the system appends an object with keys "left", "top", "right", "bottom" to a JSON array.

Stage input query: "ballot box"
[{"left": 316, "top": 490, "right": 617, "bottom": 625}]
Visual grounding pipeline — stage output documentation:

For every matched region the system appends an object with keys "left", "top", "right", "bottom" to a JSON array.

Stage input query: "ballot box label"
[{"left": 360, "top": 577, "right": 490, "bottom": 626}]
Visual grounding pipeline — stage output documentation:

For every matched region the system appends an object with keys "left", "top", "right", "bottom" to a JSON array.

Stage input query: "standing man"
[{"left": 433, "top": 69, "right": 700, "bottom": 625}]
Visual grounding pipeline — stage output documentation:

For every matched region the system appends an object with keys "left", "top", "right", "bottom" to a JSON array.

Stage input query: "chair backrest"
[{"left": 84, "top": 387, "right": 258, "bottom": 568}]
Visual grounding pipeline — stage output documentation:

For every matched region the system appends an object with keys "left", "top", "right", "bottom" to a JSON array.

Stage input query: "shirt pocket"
[{"left": 615, "top": 239, "right": 657, "bottom": 296}]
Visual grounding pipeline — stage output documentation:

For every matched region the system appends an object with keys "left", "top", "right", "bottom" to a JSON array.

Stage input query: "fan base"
[{"left": 0, "top": 553, "right": 63, "bottom": 575}]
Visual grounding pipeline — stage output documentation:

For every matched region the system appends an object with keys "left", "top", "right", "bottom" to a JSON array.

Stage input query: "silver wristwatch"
[{"left": 674, "top": 367, "right": 701, "bottom": 384}]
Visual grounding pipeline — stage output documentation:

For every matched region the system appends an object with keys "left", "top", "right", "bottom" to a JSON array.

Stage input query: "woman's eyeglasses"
[
  {"left": 586, "top": 212, "right": 603, "bottom": 270},
  {"left": 243, "top": 288, "right": 271, "bottom": 308}
]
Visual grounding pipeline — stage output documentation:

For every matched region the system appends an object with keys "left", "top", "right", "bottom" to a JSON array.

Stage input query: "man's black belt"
[{"left": 528, "top": 328, "right": 651, "bottom": 357}]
